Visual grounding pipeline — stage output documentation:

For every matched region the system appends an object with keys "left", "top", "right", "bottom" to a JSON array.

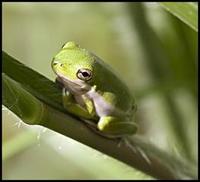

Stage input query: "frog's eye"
[{"left": 77, "top": 68, "right": 92, "bottom": 81}]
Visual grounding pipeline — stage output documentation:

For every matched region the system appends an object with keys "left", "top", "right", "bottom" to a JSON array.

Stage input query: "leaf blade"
[{"left": 159, "top": 2, "right": 198, "bottom": 31}]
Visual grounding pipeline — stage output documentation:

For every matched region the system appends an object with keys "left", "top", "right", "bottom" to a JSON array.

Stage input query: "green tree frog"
[{"left": 51, "top": 41, "right": 137, "bottom": 137}]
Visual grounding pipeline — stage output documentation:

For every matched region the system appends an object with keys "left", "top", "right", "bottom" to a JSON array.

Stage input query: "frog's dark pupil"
[{"left": 82, "top": 72, "right": 89, "bottom": 77}]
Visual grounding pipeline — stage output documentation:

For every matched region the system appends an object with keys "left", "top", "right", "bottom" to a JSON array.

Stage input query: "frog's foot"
[
  {"left": 62, "top": 88, "right": 74, "bottom": 103},
  {"left": 97, "top": 116, "right": 138, "bottom": 136},
  {"left": 83, "top": 119, "right": 120, "bottom": 139},
  {"left": 83, "top": 96, "right": 97, "bottom": 119},
  {"left": 62, "top": 88, "right": 93, "bottom": 119}
]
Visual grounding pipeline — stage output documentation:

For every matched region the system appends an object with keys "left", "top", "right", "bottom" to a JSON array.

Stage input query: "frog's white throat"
[{"left": 56, "top": 73, "right": 91, "bottom": 95}]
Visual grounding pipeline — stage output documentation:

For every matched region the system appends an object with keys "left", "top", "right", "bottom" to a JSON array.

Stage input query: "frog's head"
[{"left": 52, "top": 41, "right": 95, "bottom": 94}]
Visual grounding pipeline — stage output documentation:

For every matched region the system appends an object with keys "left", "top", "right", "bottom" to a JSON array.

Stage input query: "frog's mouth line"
[{"left": 56, "top": 72, "right": 91, "bottom": 94}]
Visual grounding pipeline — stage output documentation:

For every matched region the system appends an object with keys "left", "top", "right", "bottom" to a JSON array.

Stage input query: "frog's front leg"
[
  {"left": 83, "top": 96, "right": 97, "bottom": 118},
  {"left": 62, "top": 88, "right": 94, "bottom": 119},
  {"left": 97, "top": 116, "right": 138, "bottom": 136}
]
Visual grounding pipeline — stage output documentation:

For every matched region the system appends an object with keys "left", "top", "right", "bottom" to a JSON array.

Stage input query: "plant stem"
[{"left": 2, "top": 52, "right": 196, "bottom": 179}]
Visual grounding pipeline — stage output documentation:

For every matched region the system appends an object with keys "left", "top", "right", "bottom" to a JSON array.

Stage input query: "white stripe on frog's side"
[{"left": 85, "top": 86, "right": 124, "bottom": 118}]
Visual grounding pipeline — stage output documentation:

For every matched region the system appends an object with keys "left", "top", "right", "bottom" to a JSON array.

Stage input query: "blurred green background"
[{"left": 2, "top": 2, "right": 197, "bottom": 179}]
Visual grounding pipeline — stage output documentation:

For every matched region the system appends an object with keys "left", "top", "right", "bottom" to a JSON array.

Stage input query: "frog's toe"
[{"left": 97, "top": 116, "right": 137, "bottom": 135}]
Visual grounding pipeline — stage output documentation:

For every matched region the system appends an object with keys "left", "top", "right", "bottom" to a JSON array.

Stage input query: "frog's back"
[{"left": 92, "top": 54, "right": 135, "bottom": 113}]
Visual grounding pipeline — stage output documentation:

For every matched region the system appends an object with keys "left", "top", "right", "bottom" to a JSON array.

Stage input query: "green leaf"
[
  {"left": 159, "top": 2, "right": 198, "bottom": 31},
  {"left": 2, "top": 51, "right": 197, "bottom": 179},
  {"left": 3, "top": 73, "right": 45, "bottom": 124},
  {"left": 3, "top": 131, "right": 38, "bottom": 161},
  {"left": 2, "top": 51, "right": 64, "bottom": 113}
]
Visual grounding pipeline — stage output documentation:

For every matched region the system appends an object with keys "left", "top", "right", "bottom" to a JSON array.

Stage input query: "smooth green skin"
[{"left": 51, "top": 41, "right": 137, "bottom": 136}]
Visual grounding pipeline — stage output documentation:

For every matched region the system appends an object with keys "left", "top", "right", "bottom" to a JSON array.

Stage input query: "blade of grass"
[
  {"left": 3, "top": 130, "right": 38, "bottom": 161},
  {"left": 159, "top": 2, "right": 198, "bottom": 32},
  {"left": 2, "top": 52, "right": 197, "bottom": 179},
  {"left": 2, "top": 52, "right": 64, "bottom": 113}
]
